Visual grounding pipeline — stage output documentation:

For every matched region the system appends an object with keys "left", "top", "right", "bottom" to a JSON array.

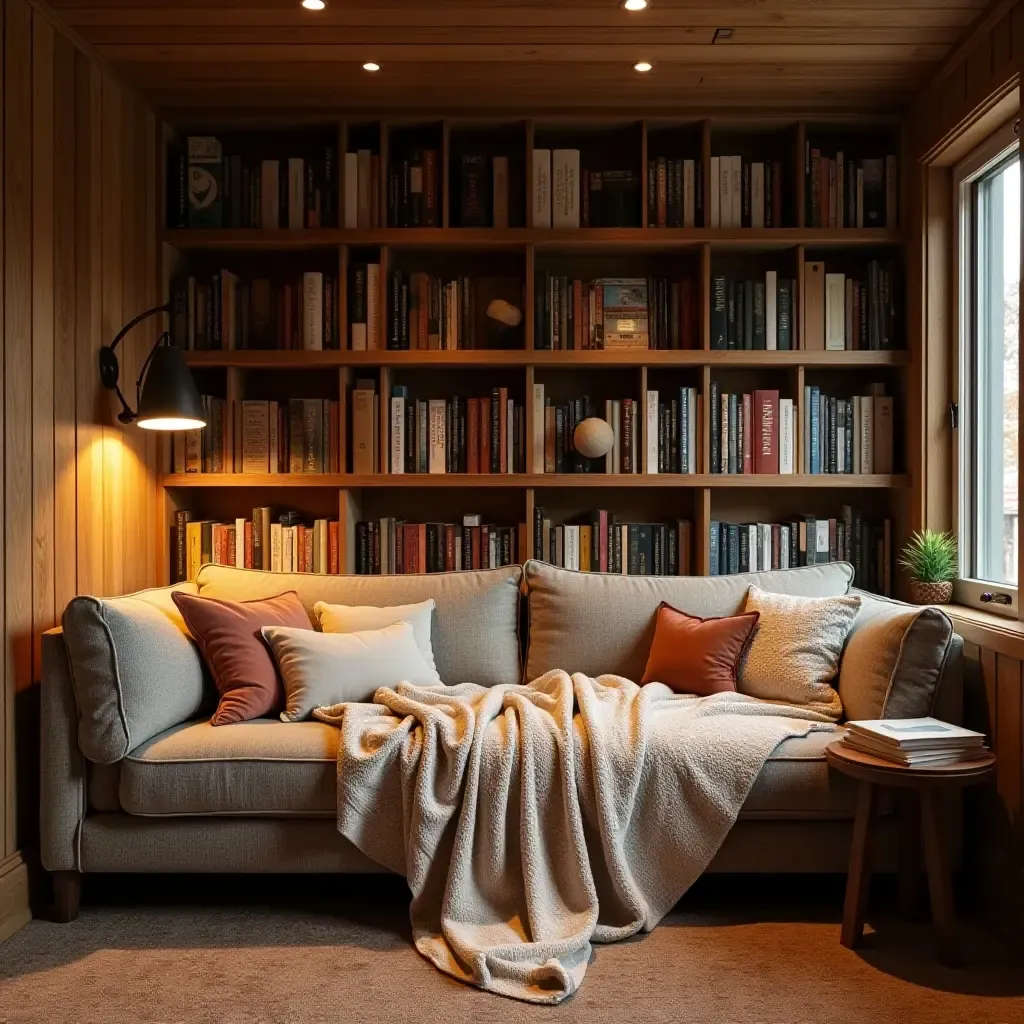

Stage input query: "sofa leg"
[{"left": 51, "top": 870, "right": 82, "bottom": 923}]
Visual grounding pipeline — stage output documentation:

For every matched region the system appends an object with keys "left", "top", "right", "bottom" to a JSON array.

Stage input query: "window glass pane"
[{"left": 974, "top": 155, "right": 1019, "bottom": 586}]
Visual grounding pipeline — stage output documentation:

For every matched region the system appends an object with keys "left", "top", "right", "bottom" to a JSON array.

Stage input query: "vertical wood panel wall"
[{"left": 0, "top": 0, "right": 159, "bottom": 942}]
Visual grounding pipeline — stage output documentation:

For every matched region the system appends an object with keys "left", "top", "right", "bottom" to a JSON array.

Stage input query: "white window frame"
[{"left": 953, "top": 116, "right": 1020, "bottom": 616}]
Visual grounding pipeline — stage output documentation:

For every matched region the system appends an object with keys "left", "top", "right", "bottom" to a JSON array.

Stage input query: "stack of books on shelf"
[
  {"left": 531, "top": 150, "right": 641, "bottom": 228},
  {"left": 709, "top": 385, "right": 796, "bottom": 475},
  {"left": 389, "top": 387, "right": 525, "bottom": 474},
  {"left": 387, "top": 149, "right": 441, "bottom": 227},
  {"left": 710, "top": 272, "right": 795, "bottom": 350},
  {"left": 355, "top": 515, "right": 524, "bottom": 574},
  {"left": 709, "top": 506, "right": 891, "bottom": 594},
  {"left": 646, "top": 156, "right": 704, "bottom": 227},
  {"left": 172, "top": 509, "right": 340, "bottom": 582},
  {"left": 173, "top": 397, "right": 341, "bottom": 475},
  {"left": 170, "top": 271, "right": 339, "bottom": 351},
  {"left": 646, "top": 388, "right": 701, "bottom": 474},
  {"left": 709, "top": 155, "right": 784, "bottom": 228},
  {"left": 387, "top": 273, "right": 523, "bottom": 350},
  {"left": 342, "top": 149, "right": 383, "bottom": 228},
  {"left": 542, "top": 394, "right": 639, "bottom": 474},
  {"left": 841, "top": 718, "right": 986, "bottom": 767},
  {"left": 457, "top": 154, "right": 512, "bottom": 228},
  {"left": 534, "top": 508, "right": 692, "bottom": 575},
  {"left": 536, "top": 276, "right": 694, "bottom": 350},
  {"left": 801, "top": 385, "right": 894, "bottom": 474},
  {"left": 805, "top": 147, "right": 897, "bottom": 228},
  {"left": 801, "top": 259, "right": 899, "bottom": 350},
  {"left": 168, "top": 136, "right": 337, "bottom": 230}
]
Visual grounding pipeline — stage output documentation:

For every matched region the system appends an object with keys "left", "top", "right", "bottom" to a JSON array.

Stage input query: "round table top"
[{"left": 825, "top": 740, "right": 996, "bottom": 788}]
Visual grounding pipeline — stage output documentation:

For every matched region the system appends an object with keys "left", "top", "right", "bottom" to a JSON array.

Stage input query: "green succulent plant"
[{"left": 899, "top": 529, "right": 958, "bottom": 584}]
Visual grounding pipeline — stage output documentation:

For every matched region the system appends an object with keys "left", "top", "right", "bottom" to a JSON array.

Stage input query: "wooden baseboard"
[{"left": 0, "top": 853, "right": 31, "bottom": 944}]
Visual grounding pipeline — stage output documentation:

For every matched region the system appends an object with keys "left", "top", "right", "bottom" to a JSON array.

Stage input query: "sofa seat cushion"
[{"left": 120, "top": 719, "right": 338, "bottom": 817}]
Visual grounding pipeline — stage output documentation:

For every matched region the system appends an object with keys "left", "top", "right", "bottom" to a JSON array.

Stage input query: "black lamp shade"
[{"left": 136, "top": 344, "right": 206, "bottom": 430}]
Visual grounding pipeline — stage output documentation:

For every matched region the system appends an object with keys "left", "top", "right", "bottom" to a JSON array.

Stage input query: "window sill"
[{"left": 936, "top": 603, "right": 1024, "bottom": 658}]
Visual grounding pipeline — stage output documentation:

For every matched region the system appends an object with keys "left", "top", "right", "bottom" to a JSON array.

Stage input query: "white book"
[
  {"left": 815, "top": 520, "right": 830, "bottom": 562},
  {"left": 848, "top": 717, "right": 984, "bottom": 750},
  {"left": 747, "top": 524, "right": 759, "bottom": 572},
  {"left": 605, "top": 399, "right": 614, "bottom": 474},
  {"left": 356, "top": 150, "right": 372, "bottom": 229},
  {"left": 719, "top": 157, "right": 732, "bottom": 229},
  {"left": 762, "top": 523, "right": 773, "bottom": 571},
  {"left": 532, "top": 149, "right": 552, "bottom": 228},
  {"left": 270, "top": 523, "right": 283, "bottom": 574},
  {"left": 343, "top": 152, "right": 358, "bottom": 229},
  {"left": 874, "top": 396, "right": 894, "bottom": 474},
  {"left": 646, "top": 390, "right": 659, "bottom": 474},
  {"left": 859, "top": 395, "right": 874, "bottom": 473},
  {"left": 825, "top": 273, "right": 845, "bottom": 351},
  {"left": 428, "top": 399, "right": 446, "bottom": 474},
  {"left": 682, "top": 160, "right": 695, "bottom": 228},
  {"left": 552, "top": 149, "right": 580, "bottom": 228},
  {"left": 564, "top": 525, "right": 580, "bottom": 571},
  {"left": 302, "top": 272, "right": 323, "bottom": 351},
  {"left": 288, "top": 157, "right": 304, "bottom": 229},
  {"left": 260, "top": 159, "right": 280, "bottom": 229},
  {"left": 532, "top": 384, "right": 545, "bottom": 473},
  {"left": 366, "top": 263, "right": 381, "bottom": 349},
  {"left": 611, "top": 399, "right": 621, "bottom": 474},
  {"left": 241, "top": 401, "right": 269, "bottom": 474},
  {"left": 779, "top": 398, "right": 794, "bottom": 474},
  {"left": 751, "top": 162, "right": 765, "bottom": 229},
  {"left": 709, "top": 156, "right": 721, "bottom": 228},
  {"left": 390, "top": 397, "right": 405, "bottom": 474},
  {"left": 765, "top": 270, "right": 778, "bottom": 350},
  {"left": 234, "top": 518, "right": 246, "bottom": 568},
  {"left": 731, "top": 156, "right": 742, "bottom": 229}
]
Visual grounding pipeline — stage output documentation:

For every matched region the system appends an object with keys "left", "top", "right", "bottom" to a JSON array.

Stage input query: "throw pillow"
[
  {"left": 172, "top": 590, "right": 312, "bottom": 726},
  {"left": 262, "top": 620, "right": 442, "bottom": 722},
  {"left": 739, "top": 584, "right": 862, "bottom": 721},
  {"left": 314, "top": 598, "right": 437, "bottom": 673},
  {"left": 641, "top": 602, "right": 760, "bottom": 695}
]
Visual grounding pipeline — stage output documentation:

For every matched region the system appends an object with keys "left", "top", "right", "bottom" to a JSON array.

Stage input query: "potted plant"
[{"left": 899, "top": 529, "right": 958, "bottom": 604}]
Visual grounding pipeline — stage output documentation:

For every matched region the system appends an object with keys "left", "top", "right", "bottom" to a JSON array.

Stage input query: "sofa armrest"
[
  {"left": 932, "top": 633, "right": 964, "bottom": 724},
  {"left": 41, "top": 627, "right": 86, "bottom": 872}
]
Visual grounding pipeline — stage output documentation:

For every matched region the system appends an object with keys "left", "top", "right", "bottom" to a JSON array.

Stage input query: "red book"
[
  {"left": 498, "top": 387, "right": 508, "bottom": 474},
  {"left": 752, "top": 389, "right": 780, "bottom": 474},
  {"left": 227, "top": 526, "right": 236, "bottom": 567},
  {"left": 471, "top": 526, "right": 481, "bottom": 569},
  {"left": 244, "top": 521, "right": 254, "bottom": 569},
  {"left": 444, "top": 524, "right": 456, "bottom": 571},
  {"left": 467, "top": 398, "right": 480, "bottom": 473},
  {"left": 328, "top": 521, "right": 339, "bottom": 574},
  {"left": 598, "top": 509, "right": 608, "bottom": 572},
  {"left": 742, "top": 394, "right": 753, "bottom": 475}
]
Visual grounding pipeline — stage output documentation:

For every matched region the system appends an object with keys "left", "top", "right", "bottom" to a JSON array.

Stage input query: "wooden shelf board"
[{"left": 162, "top": 473, "right": 909, "bottom": 490}]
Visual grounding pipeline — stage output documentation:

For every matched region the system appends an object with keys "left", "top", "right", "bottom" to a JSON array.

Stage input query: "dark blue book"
[{"left": 778, "top": 278, "right": 793, "bottom": 350}]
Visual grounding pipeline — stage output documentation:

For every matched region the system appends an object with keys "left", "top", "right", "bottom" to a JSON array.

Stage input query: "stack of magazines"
[{"left": 842, "top": 717, "right": 988, "bottom": 767}]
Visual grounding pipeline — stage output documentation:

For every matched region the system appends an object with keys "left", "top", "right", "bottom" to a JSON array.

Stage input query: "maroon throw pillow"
[
  {"left": 641, "top": 601, "right": 760, "bottom": 696},
  {"left": 172, "top": 590, "right": 312, "bottom": 725}
]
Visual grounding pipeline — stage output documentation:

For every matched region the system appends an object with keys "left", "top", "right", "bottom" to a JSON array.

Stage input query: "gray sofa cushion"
[
  {"left": 61, "top": 583, "right": 206, "bottom": 764},
  {"left": 523, "top": 560, "right": 855, "bottom": 681},
  {"left": 121, "top": 719, "right": 337, "bottom": 816},
  {"left": 838, "top": 591, "right": 955, "bottom": 720},
  {"left": 196, "top": 564, "right": 523, "bottom": 687}
]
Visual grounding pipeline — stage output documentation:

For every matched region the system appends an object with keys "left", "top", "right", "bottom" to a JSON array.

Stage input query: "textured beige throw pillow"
[{"left": 739, "top": 585, "right": 862, "bottom": 721}]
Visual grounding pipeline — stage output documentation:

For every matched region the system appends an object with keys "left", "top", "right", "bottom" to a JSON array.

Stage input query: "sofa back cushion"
[
  {"left": 523, "top": 560, "right": 855, "bottom": 681},
  {"left": 838, "top": 592, "right": 955, "bottom": 720},
  {"left": 62, "top": 583, "right": 206, "bottom": 764},
  {"left": 196, "top": 564, "right": 523, "bottom": 686}
]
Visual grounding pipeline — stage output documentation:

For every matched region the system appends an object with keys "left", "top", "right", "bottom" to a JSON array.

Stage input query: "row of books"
[
  {"left": 801, "top": 387, "right": 894, "bottom": 475},
  {"left": 534, "top": 508, "right": 693, "bottom": 575},
  {"left": 343, "top": 150, "right": 384, "bottom": 229},
  {"left": 645, "top": 388, "right": 702, "bottom": 475},
  {"left": 531, "top": 150, "right": 640, "bottom": 228},
  {"left": 805, "top": 148, "right": 897, "bottom": 229},
  {"left": 389, "top": 388, "right": 526, "bottom": 474},
  {"left": 170, "top": 137, "right": 337, "bottom": 230},
  {"left": 708, "top": 508, "right": 892, "bottom": 595},
  {"left": 169, "top": 271, "right": 339, "bottom": 352},
  {"left": 543, "top": 396, "right": 638, "bottom": 475},
  {"left": 355, "top": 516, "right": 524, "bottom": 574},
  {"left": 804, "top": 260, "right": 899, "bottom": 351},
  {"left": 647, "top": 157, "right": 704, "bottom": 228},
  {"left": 710, "top": 273, "right": 795, "bottom": 351},
  {"left": 709, "top": 386, "right": 796, "bottom": 475},
  {"left": 710, "top": 157, "right": 784, "bottom": 229},
  {"left": 173, "top": 398, "right": 342, "bottom": 475},
  {"left": 457, "top": 154, "right": 512, "bottom": 228},
  {"left": 172, "top": 509, "right": 341, "bottom": 582},
  {"left": 386, "top": 150, "right": 442, "bottom": 228},
  {"left": 387, "top": 273, "right": 523, "bottom": 350}
]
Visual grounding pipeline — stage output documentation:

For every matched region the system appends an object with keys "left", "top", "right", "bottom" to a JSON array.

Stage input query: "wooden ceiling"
[{"left": 48, "top": 0, "right": 993, "bottom": 114}]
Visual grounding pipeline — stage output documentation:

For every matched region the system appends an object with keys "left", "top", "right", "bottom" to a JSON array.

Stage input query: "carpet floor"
[{"left": 1, "top": 875, "right": 1022, "bottom": 1024}]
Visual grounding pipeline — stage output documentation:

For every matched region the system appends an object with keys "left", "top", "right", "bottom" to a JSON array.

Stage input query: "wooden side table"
[{"left": 825, "top": 740, "right": 996, "bottom": 967}]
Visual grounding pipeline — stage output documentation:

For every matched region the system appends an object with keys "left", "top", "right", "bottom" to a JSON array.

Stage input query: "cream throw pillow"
[
  {"left": 314, "top": 598, "right": 437, "bottom": 673},
  {"left": 262, "top": 621, "right": 441, "bottom": 722},
  {"left": 739, "top": 584, "right": 861, "bottom": 721}
]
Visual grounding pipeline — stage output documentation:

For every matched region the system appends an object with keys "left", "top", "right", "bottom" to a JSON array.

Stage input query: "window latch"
[
  {"left": 981, "top": 591, "right": 1013, "bottom": 605},
  {"left": 949, "top": 402, "right": 959, "bottom": 429}
]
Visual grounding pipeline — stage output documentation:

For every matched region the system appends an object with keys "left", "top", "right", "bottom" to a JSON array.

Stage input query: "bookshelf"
[{"left": 159, "top": 114, "right": 909, "bottom": 584}]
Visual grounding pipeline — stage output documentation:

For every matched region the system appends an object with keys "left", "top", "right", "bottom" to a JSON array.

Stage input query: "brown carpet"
[{"left": 1, "top": 875, "right": 1022, "bottom": 1024}]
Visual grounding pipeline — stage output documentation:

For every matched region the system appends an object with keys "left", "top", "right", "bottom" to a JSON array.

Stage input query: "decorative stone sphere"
[{"left": 573, "top": 417, "right": 615, "bottom": 459}]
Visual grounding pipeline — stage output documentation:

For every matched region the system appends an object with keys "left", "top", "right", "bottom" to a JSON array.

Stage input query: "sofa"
[{"left": 41, "top": 559, "right": 963, "bottom": 921}]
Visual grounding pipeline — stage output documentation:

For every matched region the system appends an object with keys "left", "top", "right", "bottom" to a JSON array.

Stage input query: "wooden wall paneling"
[{"left": 995, "top": 654, "right": 1024, "bottom": 827}]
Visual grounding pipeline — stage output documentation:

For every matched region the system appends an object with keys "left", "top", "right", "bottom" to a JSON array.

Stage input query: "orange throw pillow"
[
  {"left": 172, "top": 590, "right": 312, "bottom": 725},
  {"left": 641, "top": 602, "right": 760, "bottom": 695}
]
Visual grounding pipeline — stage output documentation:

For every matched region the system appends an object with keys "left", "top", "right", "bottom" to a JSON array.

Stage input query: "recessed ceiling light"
[
  {"left": 301, "top": 0, "right": 326, "bottom": 10},
  {"left": 623, "top": 0, "right": 649, "bottom": 10},
  {"left": 363, "top": 62, "right": 380, "bottom": 72},
  {"left": 634, "top": 61, "right": 653, "bottom": 73}
]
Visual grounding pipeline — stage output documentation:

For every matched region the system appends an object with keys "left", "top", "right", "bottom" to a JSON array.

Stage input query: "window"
[{"left": 955, "top": 118, "right": 1020, "bottom": 614}]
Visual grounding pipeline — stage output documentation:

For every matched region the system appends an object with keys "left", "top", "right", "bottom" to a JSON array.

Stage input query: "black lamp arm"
[{"left": 98, "top": 303, "right": 171, "bottom": 425}]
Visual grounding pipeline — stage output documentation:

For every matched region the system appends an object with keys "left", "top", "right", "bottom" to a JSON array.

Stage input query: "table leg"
[
  {"left": 920, "top": 786, "right": 961, "bottom": 967},
  {"left": 841, "top": 780, "right": 876, "bottom": 949},
  {"left": 897, "top": 789, "right": 922, "bottom": 918}
]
